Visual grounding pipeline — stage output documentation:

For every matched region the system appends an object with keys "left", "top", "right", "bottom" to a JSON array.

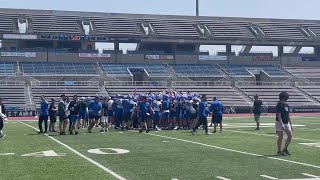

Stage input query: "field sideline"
[{"left": 0, "top": 115, "right": 319, "bottom": 180}]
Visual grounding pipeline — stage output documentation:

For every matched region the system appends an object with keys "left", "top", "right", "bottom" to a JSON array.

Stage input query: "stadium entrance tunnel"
[{"left": 128, "top": 68, "right": 147, "bottom": 81}]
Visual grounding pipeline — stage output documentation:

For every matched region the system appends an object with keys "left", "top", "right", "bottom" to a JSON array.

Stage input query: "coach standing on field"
[{"left": 0, "top": 97, "right": 7, "bottom": 138}]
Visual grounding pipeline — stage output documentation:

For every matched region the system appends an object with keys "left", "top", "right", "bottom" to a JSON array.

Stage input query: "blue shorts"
[
  {"left": 108, "top": 110, "right": 114, "bottom": 117},
  {"left": 89, "top": 114, "right": 100, "bottom": 120},
  {"left": 70, "top": 115, "right": 78, "bottom": 123},
  {"left": 123, "top": 112, "right": 132, "bottom": 122},
  {"left": 139, "top": 113, "right": 147, "bottom": 122},
  {"left": 185, "top": 111, "right": 192, "bottom": 118},
  {"left": 153, "top": 112, "right": 161, "bottom": 121},
  {"left": 162, "top": 112, "right": 170, "bottom": 120},
  {"left": 78, "top": 111, "right": 87, "bottom": 120}
]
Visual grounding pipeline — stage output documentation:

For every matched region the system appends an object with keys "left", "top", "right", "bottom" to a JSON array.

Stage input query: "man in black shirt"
[
  {"left": 49, "top": 98, "right": 58, "bottom": 132},
  {"left": 0, "top": 97, "right": 7, "bottom": 138},
  {"left": 252, "top": 94, "right": 263, "bottom": 130},
  {"left": 68, "top": 95, "right": 79, "bottom": 135},
  {"left": 275, "top": 91, "right": 293, "bottom": 156}
]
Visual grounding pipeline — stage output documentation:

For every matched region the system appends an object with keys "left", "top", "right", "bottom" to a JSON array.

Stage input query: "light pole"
[{"left": 196, "top": 0, "right": 199, "bottom": 16}]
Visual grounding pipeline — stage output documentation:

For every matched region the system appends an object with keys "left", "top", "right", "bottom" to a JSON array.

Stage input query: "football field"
[{"left": 0, "top": 116, "right": 319, "bottom": 180}]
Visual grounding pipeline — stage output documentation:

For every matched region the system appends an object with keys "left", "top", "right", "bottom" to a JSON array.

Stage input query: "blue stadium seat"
[
  {"left": 21, "top": 62, "right": 97, "bottom": 76},
  {"left": 0, "top": 62, "right": 15, "bottom": 76},
  {"left": 171, "top": 64, "right": 221, "bottom": 77},
  {"left": 222, "top": 65, "right": 287, "bottom": 77},
  {"left": 100, "top": 64, "right": 171, "bottom": 77}
]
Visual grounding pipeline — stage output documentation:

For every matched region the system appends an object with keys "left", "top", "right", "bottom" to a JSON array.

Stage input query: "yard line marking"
[
  {"left": 171, "top": 178, "right": 180, "bottom": 180},
  {"left": 0, "top": 153, "right": 15, "bottom": 156},
  {"left": 216, "top": 176, "right": 231, "bottom": 180},
  {"left": 302, "top": 173, "right": 319, "bottom": 178},
  {"left": 132, "top": 131, "right": 320, "bottom": 169},
  {"left": 20, "top": 121, "right": 127, "bottom": 180},
  {"left": 260, "top": 175, "right": 279, "bottom": 179},
  {"left": 226, "top": 129, "right": 318, "bottom": 142}
]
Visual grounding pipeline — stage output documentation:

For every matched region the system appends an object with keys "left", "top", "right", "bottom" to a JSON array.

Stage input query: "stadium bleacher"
[
  {"left": 29, "top": 14, "right": 81, "bottom": 34},
  {"left": 297, "top": 84, "right": 320, "bottom": 101},
  {"left": 105, "top": 81, "right": 167, "bottom": 96},
  {"left": 89, "top": 17, "right": 143, "bottom": 36},
  {"left": 171, "top": 64, "right": 222, "bottom": 78},
  {"left": 0, "top": 62, "right": 15, "bottom": 76},
  {"left": 255, "top": 22, "right": 306, "bottom": 40},
  {"left": 172, "top": 84, "right": 251, "bottom": 107},
  {"left": 200, "top": 21, "right": 255, "bottom": 39},
  {"left": 0, "top": 81, "right": 26, "bottom": 108},
  {"left": 31, "top": 81, "right": 103, "bottom": 109},
  {"left": 238, "top": 85, "right": 318, "bottom": 107},
  {"left": 222, "top": 65, "right": 288, "bottom": 77},
  {"left": 0, "top": 12, "right": 17, "bottom": 33},
  {"left": 147, "top": 19, "right": 200, "bottom": 38},
  {"left": 21, "top": 62, "right": 98, "bottom": 76},
  {"left": 285, "top": 67, "right": 320, "bottom": 80},
  {"left": 100, "top": 64, "right": 171, "bottom": 77}
]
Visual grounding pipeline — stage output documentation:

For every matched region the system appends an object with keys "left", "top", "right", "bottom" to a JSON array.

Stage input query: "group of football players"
[{"left": 37, "top": 91, "right": 224, "bottom": 135}]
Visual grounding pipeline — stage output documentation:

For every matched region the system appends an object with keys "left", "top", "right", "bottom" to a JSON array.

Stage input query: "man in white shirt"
[{"left": 0, "top": 97, "right": 8, "bottom": 138}]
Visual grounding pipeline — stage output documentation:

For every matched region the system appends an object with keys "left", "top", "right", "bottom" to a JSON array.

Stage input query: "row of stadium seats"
[
  {"left": 0, "top": 62, "right": 294, "bottom": 78},
  {"left": 0, "top": 84, "right": 26, "bottom": 108},
  {"left": 221, "top": 65, "right": 288, "bottom": 77},
  {"left": 2, "top": 9, "right": 320, "bottom": 40}
]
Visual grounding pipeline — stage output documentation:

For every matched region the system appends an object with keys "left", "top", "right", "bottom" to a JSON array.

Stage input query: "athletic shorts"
[
  {"left": 50, "top": 115, "right": 57, "bottom": 123},
  {"left": 78, "top": 111, "right": 87, "bottom": 120},
  {"left": 69, "top": 115, "right": 78, "bottom": 123},
  {"left": 185, "top": 111, "right": 192, "bottom": 118},
  {"left": 212, "top": 116, "right": 222, "bottom": 124},
  {"left": 101, "top": 116, "right": 108, "bottom": 123},
  {"left": 254, "top": 114, "right": 261, "bottom": 122},
  {"left": 89, "top": 114, "right": 100, "bottom": 120},
  {"left": 153, "top": 111, "right": 161, "bottom": 121},
  {"left": 275, "top": 121, "right": 291, "bottom": 132},
  {"left": 123, "top": 112, "right": 132, "bottom": 122},
  {"left": 139, "top": 113, "right": 147, "bottom": 123},
  {"left": 174, "top": 113, "right": 181, "bottom": 118},
  {"left": 162, "top": 112, "right": 170, "bottom": 120},
  {"left": 108, "top": 110, "right": 114, "bottom": 117},
  {"left": 39, "top": 115, "right": 48, "bottom": 122},
  {"left": 59, "top": 116, "right": 66, "bottom": 122}
]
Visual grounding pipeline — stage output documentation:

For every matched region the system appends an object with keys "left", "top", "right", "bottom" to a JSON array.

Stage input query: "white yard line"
[
  {"left": 225, "top": 129, "right": 318, "bottom": 142},
  {"left": 20, "top": 121, "right": 127, "bottom": 180},
  {"left": 260, "top": 175, "right": 279, "bottom": 179},
  {"left": 135, "top": 131, "right": 320, "bottom": 169},
  {"left": 301, "top": 173, "right": 319, "bottom": 178},
  {"left": 216, "top": 176, "right": 231, "bottom": 180}
]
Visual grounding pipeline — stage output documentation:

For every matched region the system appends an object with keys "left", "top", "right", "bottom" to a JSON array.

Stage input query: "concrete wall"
[
  {"left": 229, "top": 56, "right": 280, "bottom": 65},
  {"left": 281, "top": 56, "right": 320, "bottom": 67}
]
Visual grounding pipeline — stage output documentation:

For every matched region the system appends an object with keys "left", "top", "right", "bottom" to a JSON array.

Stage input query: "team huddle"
[
  {"left": 0, "top": 90, "right": 293, "bottom": 156},
  {"left": 37, "top": 92, "right": 224, "bottom": 135}
]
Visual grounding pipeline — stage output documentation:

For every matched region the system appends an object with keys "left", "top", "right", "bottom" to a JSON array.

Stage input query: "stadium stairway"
[{"left": 292, "top": 85, "right": 320, "bottom": 104}]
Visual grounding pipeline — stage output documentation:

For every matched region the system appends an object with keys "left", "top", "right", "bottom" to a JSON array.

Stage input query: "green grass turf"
[{"left": 0, "top": 116, "right": 319, "bottom": 180}]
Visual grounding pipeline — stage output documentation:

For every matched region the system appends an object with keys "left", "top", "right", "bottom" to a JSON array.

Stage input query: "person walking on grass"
[
  {"left": 252, "top": 94, "right": 263, "bottom": 130},
  {"left": 275, "top": 91, "right": 293, "bottom": 156}
]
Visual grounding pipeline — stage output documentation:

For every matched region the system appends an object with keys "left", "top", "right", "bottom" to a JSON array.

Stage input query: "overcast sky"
[{"left": 1, "top": 0, "right": 317, "bottom": 54}]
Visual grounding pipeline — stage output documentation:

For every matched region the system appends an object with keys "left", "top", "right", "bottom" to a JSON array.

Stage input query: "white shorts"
[
  {"left": 101, "top": 116, "right": 108, "bottom": 123},
  {"left": 275, "top": 121, "right": 291, "bottom": 132}
]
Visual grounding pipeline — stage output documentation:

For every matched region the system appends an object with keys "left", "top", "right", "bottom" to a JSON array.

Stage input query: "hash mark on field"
[
  {"left": 216, "top": 176, "right": 231, "bottom": 180},
  {"left": 172, "top": 178, "right": 179, "bottom": 180},
  {"left": 134, "top": 131, "right": 320, "bottom": 169},
  {"left": 20, "top": 122, "right": 127, "bottom": 180},
  {"left": 260, "top": 175, "right": 278, "bottom": 179},
  {"left": 302, "top": 173, "right": 319, "bottom": 178}
]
